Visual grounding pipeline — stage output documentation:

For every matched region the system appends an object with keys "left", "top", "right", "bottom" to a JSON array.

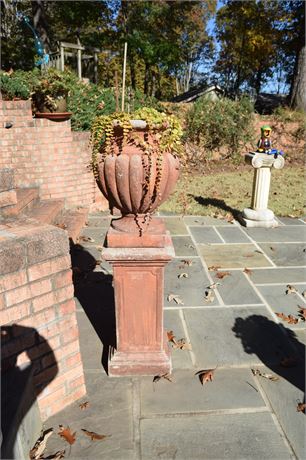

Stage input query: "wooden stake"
[{"left": 121, "top": 42, "right": 128, "bottom": 112}]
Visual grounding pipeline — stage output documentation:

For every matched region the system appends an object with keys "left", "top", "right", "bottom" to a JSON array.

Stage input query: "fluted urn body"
[{"left": 97, "top": 124, "right": 180, "bottom": 233}]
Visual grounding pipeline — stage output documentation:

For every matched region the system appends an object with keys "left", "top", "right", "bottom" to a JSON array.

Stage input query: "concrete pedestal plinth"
[
  {"left": 241, "top": 152, "right": 285, "bottom": 228},
  {"left": 103, "top": 225, "right": 174, "bottom": 376}
]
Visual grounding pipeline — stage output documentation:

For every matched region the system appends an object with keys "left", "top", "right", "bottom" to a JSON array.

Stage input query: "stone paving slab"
[
  {"left": 171, "top": 236, "right": 198, "bottom": 256},
  {"left": 164, "top": 258, "right": 218, "bottom": 307},
  {"left": 245, "top": 225, "right": 306, "bottom": 242},
  {"left": 183, "top": 216, "right": 233, "bottom": 226},
  {"left": 255, "top": 365, "right": 305, "bottom": 460},
  {"left": 189, "top": 226, "right": 223, "bottom": 244},
  {"left": 140, "top": 368, "right": 266, "bottom": 416},
  {"left": 87, "top": 215, "right": 112, "bottom": 228},
  {"left": 258, "top": 243, "right": 306, "bottom": 267},
  {"left": 184, "top": 307, "right": 297, "bottom": 368},
  {"left": 216, "top": 226, "right": 252, "bottom": 243},
  {"left": 211, "top": 270, "right": 263, "bottom": 305},
  {"left": 140, "top": 412, "right": 293, "bottom": 460},
  {"left": 164, "top": 310, "right": 193, "bottom": 369},
  {"left": 198, "top": 243, "right": 272, "bottom": 268},
  {"left": 163, "top": 217, "right": 188, "bottom": 235},
  {"left": 256, "top": 284, "right": 306, "bottom": 330},
  {"left": 44, "top": 372, "right": 135, "bottom": 459},
  {"left": 79, "top": 227, "right": 107, "bottom": 245},
  {"left": 277, "top": 217, "right": 305, "bottom": 226},
  {"left": 250, "top": 267, "right": 306, "bottom": 284}
]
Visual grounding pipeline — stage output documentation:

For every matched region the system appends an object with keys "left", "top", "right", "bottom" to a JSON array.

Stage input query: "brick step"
[
  {"left": 25, "top": 199, "right": 64, "bottom": 225},
  {"left": 1, "top": 188, "right": 39, "bottom": 216},
  {"left": 54, "top": 207, "right": 89, "bottom": 243}
]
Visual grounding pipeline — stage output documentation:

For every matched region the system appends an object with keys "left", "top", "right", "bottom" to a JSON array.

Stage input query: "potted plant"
[
  {"left": 91, "top": 107, "right": 184, "bottom": 234},
  {"left": 31, "top": 68, "right": 72, "bottom": 120}
]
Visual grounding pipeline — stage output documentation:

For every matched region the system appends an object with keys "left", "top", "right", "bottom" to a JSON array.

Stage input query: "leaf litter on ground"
[
  {"left": 81, "top": 429, "right": 111, "bottom": 441},
  {"left": 153, "top": 373, "right": 173, "bottom": 383},
  {"left": 195, "top": 368, "right": 216, "bottom": 385},
  {"left": 29, "top": 428, "right": 54, "bottom": 460},
  {"left": 208, "top": 265, "right": 221, "bottom": 271},
  {"left": 204, "top": 289, "right": 215, "bottom": 302},
  {"left": 275, "top": 312, "right": 299, "bottom": 324},
  {"left": 166, "top": 330, "right": 192, "bottom": 350},
  {"left": 58, "top": 426, "right": 76, "bottom": 445},
  {"left": 215, "top": 271, "right": 231, "bottom": 279},
  {"left": 251, "top": 369, "right": 279, "bottom": 381},
  {"left": 79, "top": 401, "right": 89, "bottom": 410},
  {"left": 167, "top": 293, "right": 184, "bottom": 305},
  {"left": 178, "top": 272, "right": 189, "bottom": 279},
  {"left": 243, "top": 268, "right": 253, "bottom": 275},
  {"left": 286, "top": 284, "right": 298, "bottom": 295}
]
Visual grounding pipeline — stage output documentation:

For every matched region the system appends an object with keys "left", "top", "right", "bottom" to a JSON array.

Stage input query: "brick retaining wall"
[
  {"left": 0, "top": 221, "right": 86, "bottom": 420},
  {"left": 0, "top": 100, "right": 106, "bottom": 209}
]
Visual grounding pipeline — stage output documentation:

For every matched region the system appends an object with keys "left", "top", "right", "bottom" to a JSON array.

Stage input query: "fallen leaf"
[
  {"left": 79, "top": 236, "right": 95, "bottom": 243},
  {"left": 286, "top": 284, "right": 298, "bottom": 294},
  {"left": 81, "top": 429, "right": 110, "bottom": 441},
  {"left": 254, "top": 249, "right": 264, "bottom": 254},
  {"left": 30, "top": 428, "right": 54, "bottom": 460},
  {"left": 280, "top": 356, "right": 298, "bottom": 368},
  {"left": 204, "top": 290, "right": 215, "bottom": 302},
  {"left": 167, "top": 330, "right": 176, "bottom": 343},
  {"left": 243, "top": 268, "right": 253, "bottom": 275},
  {"left": 79, "top": 401, "right": 89, "bottom": 410},
  {"left": 172, "top": 338, "right": 192, "bottom": 350},
  {"left": 180, "top": 259, "right": 193, "bottom": 266},
  {"left": 216, "top": 271, "right": 231, "bottom": 279},
  {"left": 208, "top": 282, "right": 221, "bottom": 289},
  {"left": 225, "top": 213, "right": 234, "bottom": 223},
  {"left": 178, "top": 272, "right": 189, "bottom": 279},
  {"left": 208, "top": 265, "right": 221, "bottom": 271},
  {"left": 298, "top": 307, "right": 306, "bottom": 321},
  {"left": 55, "top": 223, "right": 67, "bottom": 230},
  {"left": 251, "top": 369, "right": 279, "bottom": 381},
  {"left": 43, "top": 450, "right": 65, "bottom": 460},
  {"left": 195, "top": 369, "right": 215, "bottom": 385},
  {"left": 275, "top": 312, "right": 299, "bottom": 324},
  {"left": 297, "top": 402, "right": 306, "bottom": 413},
  {"left": 167, "top": 294, "right": 184, "bottom": 305},
  {"left": 302, "top": 290, "right": 306, "bottom": 298},
  {"left": 58, "top": 426, "right": 76, "bottom": 445},
  {"left": 95, "top": 260, "right": 102, "bottom": 266},
  {"left": 153, "top": 373, "right": 172, "bottom": 383}
]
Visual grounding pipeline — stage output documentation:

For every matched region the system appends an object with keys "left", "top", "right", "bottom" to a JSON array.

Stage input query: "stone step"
[
  {"left": 1, "top": 188, "right": 39, "bottom": 216},
  {"left": 25, "top": 199, "right": 64, "bottom": 225},
  {"left": 54, "top": 207, "right": 89, "bottom": 243}
]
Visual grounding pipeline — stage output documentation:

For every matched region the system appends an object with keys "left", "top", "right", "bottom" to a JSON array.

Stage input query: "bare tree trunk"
[
  {"left": 290, "top": 46, "right": 306, "bottom": 111},
  {"left": 31, "top": 0, "right": 50, "bottom": 51}
]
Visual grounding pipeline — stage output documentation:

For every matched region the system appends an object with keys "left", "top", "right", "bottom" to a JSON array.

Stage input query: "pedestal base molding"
[{"left": 241, "top": 208, "right": 278, "bottom": 228}]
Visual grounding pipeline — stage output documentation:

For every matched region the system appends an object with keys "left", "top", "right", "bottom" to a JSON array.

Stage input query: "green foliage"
[
  {"left": 186, "top": 96, "right": 255, "bottom": 159},
  {"left": 0, "top": 70, "right": 33, "bottom": 99}
]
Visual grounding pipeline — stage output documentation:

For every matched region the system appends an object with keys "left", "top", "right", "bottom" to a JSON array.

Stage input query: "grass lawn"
[{"left": 160, "top": 166, "right": 304, "bottom": 217}]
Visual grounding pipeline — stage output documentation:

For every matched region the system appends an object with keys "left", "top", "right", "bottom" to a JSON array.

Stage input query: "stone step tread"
[
  {"left": 26, "top": 199, "right": 64, "bottom": 225},
  {"left": 54, "top": 207, "right": 89, "bottom": 243},
  {"left": 1, "top": 188, "right": 39, "bottom": 216}
]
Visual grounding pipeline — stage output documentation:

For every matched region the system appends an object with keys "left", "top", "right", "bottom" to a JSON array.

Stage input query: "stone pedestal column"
[
  {"left": 103, "top": 219, "right": 174, "bottom": 376},
  {"left": 242, "top": 152, "right": 285, "bottom": 228}
]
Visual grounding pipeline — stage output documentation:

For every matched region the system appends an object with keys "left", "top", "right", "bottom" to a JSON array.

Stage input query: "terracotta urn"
[{"left": 97, "top": 120, "right": 180, "bottom": 235}]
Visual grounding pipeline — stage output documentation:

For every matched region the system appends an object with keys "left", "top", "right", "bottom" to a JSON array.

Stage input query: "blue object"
[{"left": 16, "top": 10, "right": 49, "bottom": 66}]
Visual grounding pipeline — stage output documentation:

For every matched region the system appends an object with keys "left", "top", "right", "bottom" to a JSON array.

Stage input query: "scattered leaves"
[
  {"left": 29, "top": 429, "right": 54, "bottom": 460},
  {"left": 298, "top": 307, "right": 306, "bottom": 321},
  {"left": 167, "top": 330, "right": 176, "bottom": 343},
  {"left": 55, "top": 223, "right": 67, "bottom": 230},
  {"left": 180, "top": 259, "right": 193, "bottom": 266},
  {"left": 286, "top": 284, "right": 298, "bottom": 295},
  {"left": 251, "top": 369, "right": 279, "bottom": 381},
  {"left": 297, "top": 402, "right": 306, "bottom": 413},
  {"left": 79, "top": 401, "right": 89, "bottom": 410},
  {"left": 58, "top": 426, "right": 76, "bottom": 445},
  {"left": 216, "top": 271, "right": 231, "bottom": 279},
  {"left": 207, "top": 282, "right": 221, "bottom": 289},
  {"left": 195, "top": 369, "right": 215, "bottom": 385},
  {"left": 275, "top": 312, "right": 299, "bottom": 324},
  {"left": 79, "top": 236, "right": 95, "bottom": 243},
  {"left": 208, "top": 265, "right": 221, "bottom": 271},
  {"left": 172, "top": 338, "right": 192, "bottom": 351},
  {"left": 178, "top": 272, "right": 189, "bottom": 279},
  {"left": 167, "top": 294, "right": 184, "bottom": 305},
  {"left": 81, "top": 429, "right": 110, "bottom": 441},
  {"left": 243, "top": 268, "right": 253, "bottom": 276},
  {"left": 204, "top": 289, "right": 215, "bottom": 303},
  {"left": 153, "top": 373, "right": 173, "bottom": 383}
]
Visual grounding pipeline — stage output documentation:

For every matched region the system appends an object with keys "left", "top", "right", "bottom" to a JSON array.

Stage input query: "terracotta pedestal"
[{"left": 103, "top": 219, "right": 174, "bottom": 376}]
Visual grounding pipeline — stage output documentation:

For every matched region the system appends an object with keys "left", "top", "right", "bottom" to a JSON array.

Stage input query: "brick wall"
[
  {"left": 0, "top": 221, "right": 86, "bottom": 420},
  {"left": 0, "top": 100, "right": 107, "bottom": 209}
]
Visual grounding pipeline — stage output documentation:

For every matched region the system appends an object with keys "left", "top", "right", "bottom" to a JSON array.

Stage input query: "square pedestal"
[{"left": 103, "top": 233, "right": 174, "bottom": 377}]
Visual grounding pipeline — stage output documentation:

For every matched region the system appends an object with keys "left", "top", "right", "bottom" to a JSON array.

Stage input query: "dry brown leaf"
[
  {"left": 216, "top": 271, "right": 231, "bottom": 279},
  {"left": 251, "top": 369, "right": 279, "bottom": 381},
  {"left": 280, "top": 356, "right": 298, "bottom": 368},
  {"left": 180, "top": 259, "right": 193, "bottom": 266},
  {"left": 58, "top": 426, "right": 76, "bottom": 445},
  {"left": 208, "top": 265, "right": 221, "bottom": 271},
  {"left": 167, "top": 294, "right": 184, "bottom": 305},
  {"left": 244, "top": 268, "right": 253, "bottom": 276},
  {"left": 79, "top": 235, "right": 95, "bottom": 243},
  {"left": 302, "top": 290, "right": 306, "bottom": 298},
  {"left": 225, "top": 213, "right": 234, "bottom": 223},
  {"left": 167, "top": 330, "right": 176, "bottom": 343},
  {"left": 153, "top": 373, "right": 173, "bottom": 383},
  {"left": 195, "top": 369, "right": 215, "bottom": 385},
  {"left": 81, "top": 429, "right": 110, "bottom": 441},
  {"left": 29, "top": 428, "right": 54, "bottom": 460},
  {"left": 178, "top": 272, "right": 189, "bottom": 279},
  {"left": 204, "top": 290, "right": 215, "bottom": 303},
  {"left": 275, "top": 312, "right": 299, "bottom": 324},
  {"left": 172, "top": 338, "right": 192, "bottom": 351},
  {"left": 297, "top": 403, "right": 306, "bottom": 413},
  {"left": 208, "top": 282, "right": 221, "bottom": 289},
  {"left": 55, "top": 223, "right": 67, "bottom": 230},
  {"left": 43, "top": 450, "right": 65, "bottom": 460},
  {"left": 79, "top": 401, "right": 89, "bottom": 410},
  {"left": 286, "top": 284, "right": 298, "bottom": 295},
  {"left": 298, "top": 307, "right": 306, "bottom": 321}
]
